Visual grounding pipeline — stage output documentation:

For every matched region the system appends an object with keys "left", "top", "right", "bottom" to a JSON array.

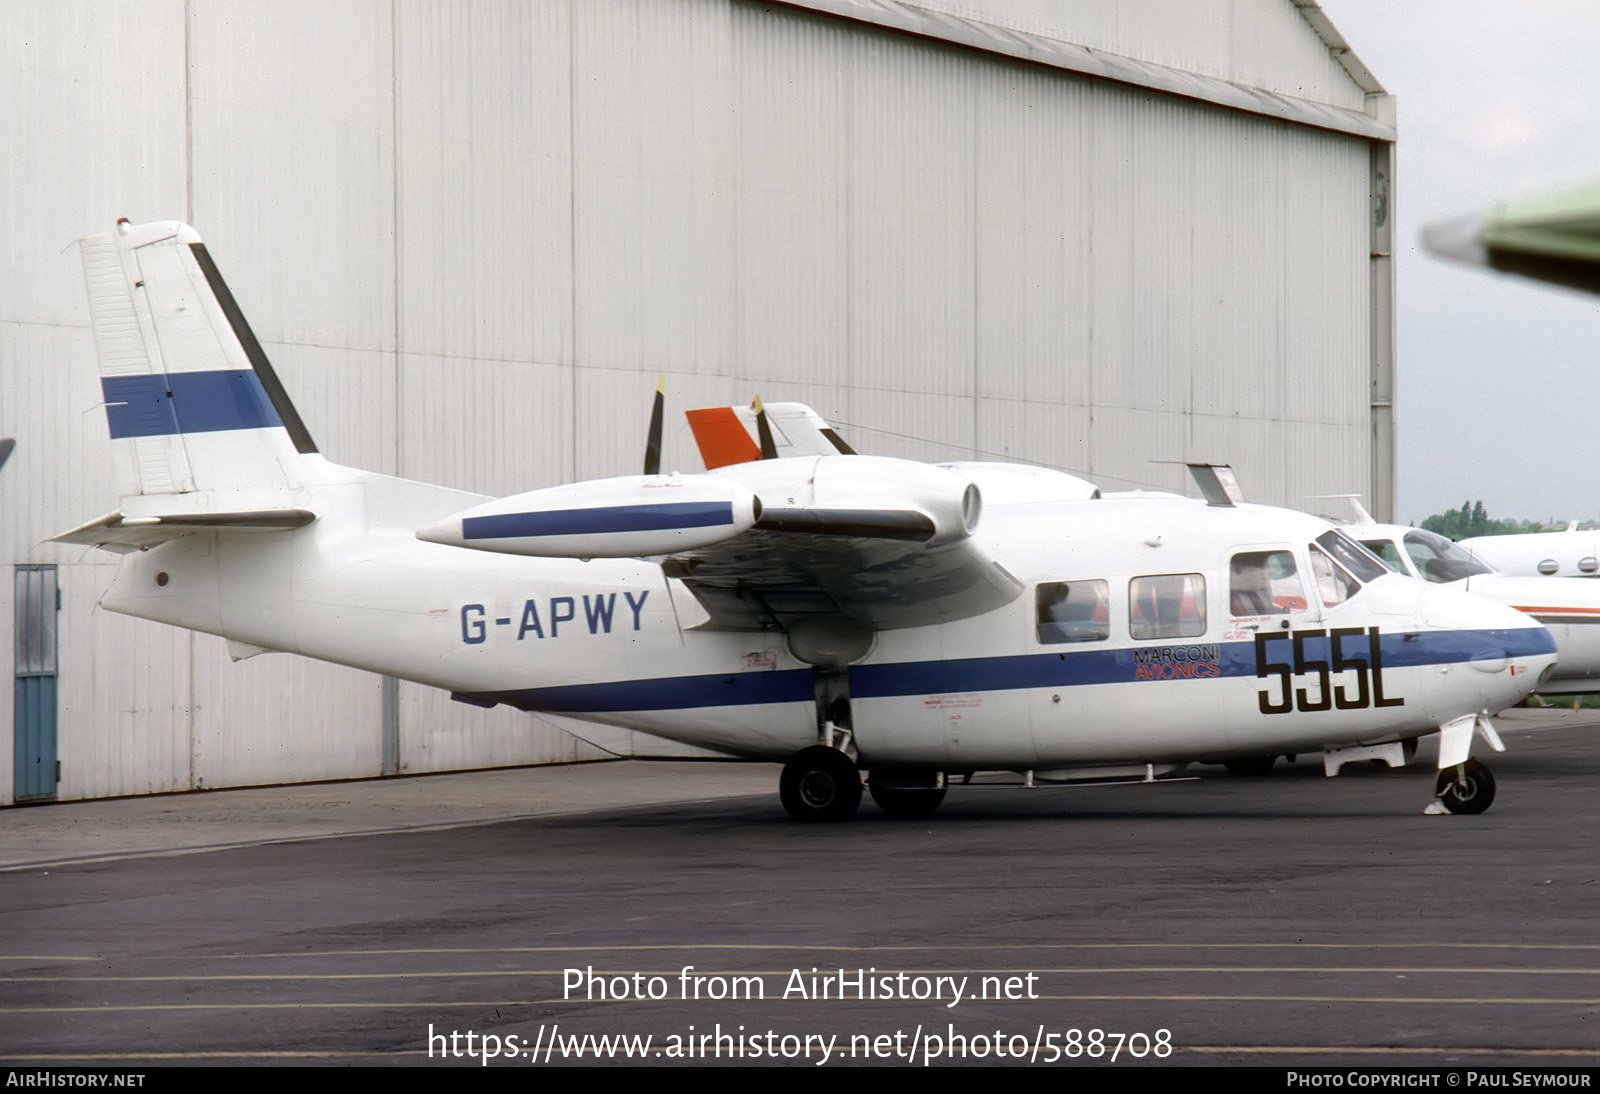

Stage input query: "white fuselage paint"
[{"left": 100, "top": 459, "right": 1556, "bottom": 771}]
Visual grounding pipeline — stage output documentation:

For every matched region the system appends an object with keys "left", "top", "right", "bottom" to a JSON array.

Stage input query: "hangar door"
[{"left": 14, "top": 565, "right": 59, "bottom": 802}]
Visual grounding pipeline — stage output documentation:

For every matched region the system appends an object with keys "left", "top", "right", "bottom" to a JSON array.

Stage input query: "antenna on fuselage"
[{"left": 1184, "top": 463, "right": 1243, "bottom": 507}]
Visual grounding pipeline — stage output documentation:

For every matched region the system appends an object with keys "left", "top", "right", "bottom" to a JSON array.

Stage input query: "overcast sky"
[{"left": 1315, "top": 0, "right": 1600, "bottom": 525}]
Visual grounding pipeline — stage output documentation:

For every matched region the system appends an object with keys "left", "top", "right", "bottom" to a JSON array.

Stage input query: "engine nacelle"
[
  {"left": 714, "top": 456, "right": 981, "bottom": 546},
  {"left": 418, "top": 474, "right": 761, "bottom": 559}
]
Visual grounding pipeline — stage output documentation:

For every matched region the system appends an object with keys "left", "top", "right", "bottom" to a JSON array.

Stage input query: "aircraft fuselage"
[{"left": 100, "top": 462, "right": 1552, "bottom": 773}]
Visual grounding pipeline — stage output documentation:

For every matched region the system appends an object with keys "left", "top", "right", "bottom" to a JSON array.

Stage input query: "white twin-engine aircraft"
[
  {"left": 61, "top": 221, "right": 1558, "bottom": 821},
  {"left": 1340, "top": 504, "right": 1600, "bottom": 695},
  {"left": 1456, "top": 527, "right": 1600, "bottom": 582}
]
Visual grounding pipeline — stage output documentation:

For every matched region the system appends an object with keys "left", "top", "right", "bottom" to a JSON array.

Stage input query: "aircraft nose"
[
  {"left": 1423, "top": 582, "right": 1541, "bottom": 636},
  {"left": 1420, "top": 211, "right": 1488, "bottom": 269},
  {"left": 1422, "top": 583, "right": 1557, "bottom": 683}
]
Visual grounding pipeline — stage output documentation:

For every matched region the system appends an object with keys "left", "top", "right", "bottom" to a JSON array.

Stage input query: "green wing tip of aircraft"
[{"left": 1423, "top": 179, "right": 1600, "bottom": 296}]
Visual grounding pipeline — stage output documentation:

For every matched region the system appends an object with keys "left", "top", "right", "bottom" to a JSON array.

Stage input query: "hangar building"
[{"left": 1, "top": 0, "right": 1394, "bottom": 804}]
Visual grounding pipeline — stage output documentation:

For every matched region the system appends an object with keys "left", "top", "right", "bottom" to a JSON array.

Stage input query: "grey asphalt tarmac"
[{"left": 2, "top": 707, "right": 1598, "bottom": 1067}]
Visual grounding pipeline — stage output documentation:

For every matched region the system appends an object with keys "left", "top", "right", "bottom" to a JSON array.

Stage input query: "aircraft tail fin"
[{"left": 79, "top": 220, "right": 319, "bottom": 499}]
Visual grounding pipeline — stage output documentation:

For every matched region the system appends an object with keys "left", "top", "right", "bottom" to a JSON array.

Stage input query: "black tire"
[
  {"left": 780, "top": 746, "right": 862, "bottom": 822},
  {"left": 869, "top": 782, "right": 947, "bottom": 816},
  {"left": 1434, "top": 759, "right": 1496, "bottom": 815},
  {"left": 1224, "top": 755, "right": 1276, "bottom": 776}
]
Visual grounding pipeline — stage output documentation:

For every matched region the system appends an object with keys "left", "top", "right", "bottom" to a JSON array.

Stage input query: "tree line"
[{"left": 1419, "top": 501, "right": 1564, "bottom": 539}]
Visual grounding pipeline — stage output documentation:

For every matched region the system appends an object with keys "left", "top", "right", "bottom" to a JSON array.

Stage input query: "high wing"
[
  {"left": 1423, "top": 179, "right": 1600, "bottom": 297},
  {"left": 420, "top": 448, "right": 1024, "bottom": 634},
  {"left": 663, "top": 455, "right": 1021, "bottom": 632},
  {"left": 420, "top": 397, "right": 1031, "bottom": 634},
  {"left": 674, "top": 401, "right": 1015, "bottom": 631}
]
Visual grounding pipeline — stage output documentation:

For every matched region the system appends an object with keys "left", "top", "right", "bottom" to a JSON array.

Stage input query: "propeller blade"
[
  {"left": 753, "top": 396, "right": 778, "bottom": 460},
  {"left": 643, "top": 376, "right": 665, "bottom": 476}
]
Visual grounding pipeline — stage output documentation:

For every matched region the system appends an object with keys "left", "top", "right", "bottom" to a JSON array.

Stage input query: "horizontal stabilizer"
[{"left": 54, "top": 508, "right": 316, "bottom": 552}]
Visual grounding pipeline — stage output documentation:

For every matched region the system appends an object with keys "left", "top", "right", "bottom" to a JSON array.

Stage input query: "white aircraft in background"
[
  {"left": 1338, "top": 503, "right": 1600, "bottom": 695},
  {"left": 58, "top": 221, "right": 1558, "bottom": 819},
  {"left": 1454, "top": 527, "right": 1600, "bottom": 581}
]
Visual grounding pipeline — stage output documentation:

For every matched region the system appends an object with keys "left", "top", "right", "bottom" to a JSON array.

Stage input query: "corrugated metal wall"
[{"left": 0, "top": 0, "right": 1384, "bottom": 803}]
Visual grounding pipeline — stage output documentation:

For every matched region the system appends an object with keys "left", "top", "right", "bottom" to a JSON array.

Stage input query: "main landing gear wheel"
[
  {"left": 869, "top": 781, "right": 948, "bottom": 816},
  {"left": 780, "top": 746, "right": 862, "bottom": 822},
  {"left": 1434, "top": 759, "right": 1496, "bottom": 815}
]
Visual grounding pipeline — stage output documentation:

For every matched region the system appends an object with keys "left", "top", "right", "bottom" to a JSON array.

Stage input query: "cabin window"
[
  {"left": 1128, "top": 573, "right": 1206, "bottom": 639},
  {"left": 1228, "top": 551, "right": 1307, "bottom": 616},
  {"left": 1036, "top": 580, "right": 1110, "bottom": 644}
]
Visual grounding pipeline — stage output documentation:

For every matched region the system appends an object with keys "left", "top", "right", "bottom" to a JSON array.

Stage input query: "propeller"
[
  {"left": 753, "top": 396, "right": 779, "bottom": 460},
  {"left": 0, "top": 439, "right": 13, "bottom": 473},
  {"left": 643, "top": 376, "right": 665, "bottom": 476}
]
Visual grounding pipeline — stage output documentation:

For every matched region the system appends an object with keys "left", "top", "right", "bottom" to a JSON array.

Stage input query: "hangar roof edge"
[{"left": 774, "top": 0, "right": 1395, "bottom": 143}]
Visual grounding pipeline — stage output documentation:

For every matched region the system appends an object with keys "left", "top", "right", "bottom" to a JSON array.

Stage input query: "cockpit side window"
[
  {"left": 1402, "top": 529, "right": 1494, "bottom": 584},
  {"left": 1360, "top": 538, "right": 1410, "bottom": 576},
  {"left": 1037, "top": 580, "right": 1110, "bottom": 644},
  {"left": 1309, "top": 546, "right": 1359, "bottom": 606},
  {"left": 1129, "top": 573, "right": 1206, "bottom": 640},
  {"left": 1228, "top": 550, "right": 1308, "bottom": 616}
]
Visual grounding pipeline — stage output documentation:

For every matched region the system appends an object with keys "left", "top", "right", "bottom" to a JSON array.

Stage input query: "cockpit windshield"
[
  {"left": 1401, "top": 529, "right": 1495, "bottom": 584},
  {"left": 1314, "top": 530, "right": 1389, "bottom": 584}
]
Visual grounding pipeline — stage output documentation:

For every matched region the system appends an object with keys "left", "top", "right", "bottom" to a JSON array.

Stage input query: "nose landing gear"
[{"left": 1430, "top": 758, "right": 1496, "bottom": 815}]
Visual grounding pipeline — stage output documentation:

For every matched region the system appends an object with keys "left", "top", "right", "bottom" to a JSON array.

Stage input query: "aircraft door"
[
  {"left": 1029, "top": 578, "right": 1113, "bottom": 765},
  {"left": 1223, "top": 548, "right": 1326, "bottom": 756}
]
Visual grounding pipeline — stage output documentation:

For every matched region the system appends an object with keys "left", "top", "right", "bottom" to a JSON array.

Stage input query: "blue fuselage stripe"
[
  {"left": 463, "top": 628, "right": 1554, "bottom": 714},
  {"left": 480, "top": 668, "right": 815, "bottom": 713},
  {"left": 102, "top": 370, "right": 282, "bottom": 439},
  {"left": 853, "top": 627, "right": 1554, "bottom": 697},
  {"left": 463, "top": 502, "right": 735, "bottom": 540}
]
